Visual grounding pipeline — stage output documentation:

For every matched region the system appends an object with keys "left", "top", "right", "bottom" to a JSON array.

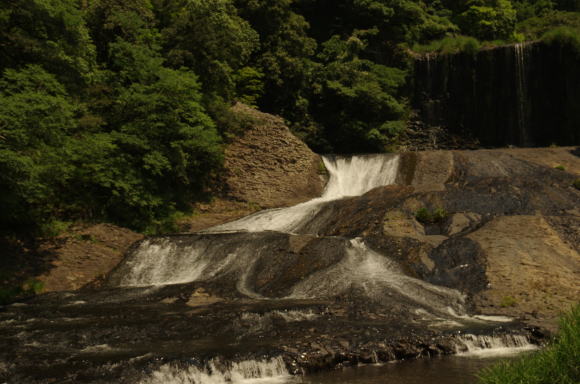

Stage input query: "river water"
[
  {"left": 141, "top": 352, "right": 534, "bottom": 384},
  {"left": 298, "top": 354, "right": 521, "bottom": 384}
]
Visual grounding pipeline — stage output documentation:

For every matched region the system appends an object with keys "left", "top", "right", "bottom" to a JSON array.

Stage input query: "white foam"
[
  {"left": 455, "top": 334, "right": 538, "bottom": 358},
  {"left": 472, "top": 315, "right": 513, "bottom": 323},
  {"left": 140, "top": 357, "right": 292, "bottom": 384},
  {"left": 289, "top": 238, "right": 467, "bottom": 316}
]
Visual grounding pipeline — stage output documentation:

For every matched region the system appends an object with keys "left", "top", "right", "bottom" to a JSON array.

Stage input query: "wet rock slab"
[{"left": 0, "top": 286, "right": 541, "bottom": 383}]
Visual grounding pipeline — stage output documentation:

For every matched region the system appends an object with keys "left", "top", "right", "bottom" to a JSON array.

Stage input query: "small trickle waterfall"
[
  {"left": 140, "top": 357, "right": 290, "bottom": 384},
  {"left": 413, "top": 41, "right": 580, "bottom": 146},
  {"left": 514, "top": 43, "right": 530, "bottom": 145}
]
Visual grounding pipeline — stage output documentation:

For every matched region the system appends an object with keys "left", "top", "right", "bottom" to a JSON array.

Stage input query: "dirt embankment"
[
  {"left": 0, "top": 225, "right": 144, "bottom": 294},
  {"left": 224, "top": 103, "right": 326, "bottom": 208}
]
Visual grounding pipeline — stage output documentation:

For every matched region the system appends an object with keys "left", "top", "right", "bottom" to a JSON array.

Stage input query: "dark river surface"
[{"left": 295, "top": 354, "right": 525, "bottom": 384}]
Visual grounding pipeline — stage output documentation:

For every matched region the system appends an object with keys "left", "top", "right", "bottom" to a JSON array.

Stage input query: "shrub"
[
  {"left": 554, "top": 164, "right": 566, "bottom": 170},
  {"left": 0, "top": 279, "right": 44, "bottom": 305},
  {"left": 415, "top": 207, "right": 448, "bottom": 224},
  {"left": 413, "top": 36, "right": 482, "bottom": 55},
  {"left": 478, "top": 303, "right": 580, "bottom": 384},
  {"left": 517, "top": 11, "right": 580, "bottom": 41},
  {"left": 500, "top": 295, "right": 518, "bottom": 307},
  {"left": 318, "top": 160, "right": 328, "bottom": 175},
  {"left": 542, "top": 26, "right": 580, "bottom": 53},
  {"left": 22, "top": 278, "right": 44, "bottom": 294},
  {"left": 573, "top": 179, "right": 580, "bottom": 190},
  {"left": 458, "top": 0, "right": 517, "bottom": 40}
]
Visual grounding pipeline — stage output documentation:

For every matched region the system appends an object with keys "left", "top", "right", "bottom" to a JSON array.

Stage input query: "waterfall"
[
  {"left": 204, "top": 154, "right": 399, "bottom": 234},
  {"left": 140, "top": 357, "right": 291, "bottom": 384},
  {"left": 425, "top": 53, "right": 432, "bottom": 95},
  {"left": 111, "top": 152, "right": 472, "bottom": 318},
  {"left": 514, "top": 43, "right": 530, "bottom": 146},
  {"left": 112, "top": 154, "right": 401, "bottom": 288},
  {"left": 289, "top": 238, "right": 466, "bottom": 316},
  {"left": 110, "top": 153, "right": 471, "bottom": 317},
  {"left": 455, "top": 334, "right": 538, "bottom": 357}
]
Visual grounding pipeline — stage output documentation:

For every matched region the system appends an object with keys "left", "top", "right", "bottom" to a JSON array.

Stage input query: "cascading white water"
[
  {"left": 321, "top": 155, "right": 400, "bottom": 199},
  {"left": 289, "top": 238, "right": 466, "bottom": 316},
  {"left": 455, "top": 334, "right": 538, "bottom": 357},
  {"left": 116, "top": 235, "right": 272, "bottom": 289},
  {"left": 204, "top": 155, "right": 399, "bottom": 234},
  {"left": 140, "top": 357, "right": 291, "bottom": 384},
  {"left": 114, "top": 153, "right": 471, "bottom": 318},
  {"left": 119, "top": 240, "right": 210, "bottom": 287}
]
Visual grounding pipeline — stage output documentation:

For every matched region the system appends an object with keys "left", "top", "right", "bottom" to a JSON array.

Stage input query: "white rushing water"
[
  {"left": 117, "top": 154, "right": 401, "bottom": 287},
  {"left": 455, "top": 334, "right": 538, "bottom": 357},
  {"left": 204, "top": 155, "right": 400, "bottom": 234},
  {"left": 115, "top": 153, "right": 471, "bottom": 317},
  {"left": 118, "top": 239, "right": 230, "bottom": 287},
  {"left": 140, "top": 357, "right": 291, "bottom": 384},
  {"left": 289, "top": 238, "right": 466, "bottom": 316}
]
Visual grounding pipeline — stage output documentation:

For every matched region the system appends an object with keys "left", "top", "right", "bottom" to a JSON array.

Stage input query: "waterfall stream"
[
  {"left": 140, "top": 357, "right": 291, "bottom": 384},
  {"left": 514, "top": 43, "right": 530, "bottom": 145},
  {"left": 204, "top": 155, "right": 399, "bottom": 234},
  {"left": 110, "top": 154, "right": 468, "bottom": 318}
]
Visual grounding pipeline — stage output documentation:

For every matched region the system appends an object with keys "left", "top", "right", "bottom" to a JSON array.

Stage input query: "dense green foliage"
[
  {"left": 478, "top": 304, "right": 580, "bottom": 384},
  {"left": 0, "top": 0, "right": 578, "bottom": 233},
  {"left": 413, "top": 35, "right": 482, "bottom": 54}
]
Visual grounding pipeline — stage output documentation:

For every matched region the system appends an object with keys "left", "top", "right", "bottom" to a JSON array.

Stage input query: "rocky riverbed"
[{"left": 1, "top": 147, "right": 577, "bottom": 383}]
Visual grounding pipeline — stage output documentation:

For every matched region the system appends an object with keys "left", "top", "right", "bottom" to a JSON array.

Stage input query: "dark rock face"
[
  {"left": 426, "top": 237, "right": 488, "bottom": 298},
  {"left": 413, "top": 42, "right": 580, "bottom": 147}
]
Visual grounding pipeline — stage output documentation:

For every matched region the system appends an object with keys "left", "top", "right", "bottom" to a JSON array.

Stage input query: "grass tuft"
[
  {"left": 415, "top": 207, "right": 448, "bottom": 224},
  {"left": 477, "top": 303, "right": 580, "bottom": 384}
]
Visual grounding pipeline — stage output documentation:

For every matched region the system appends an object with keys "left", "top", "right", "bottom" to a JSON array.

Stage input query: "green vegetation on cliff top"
[{"left": 0, "top": 0, "right": 579, "bottom": 234}]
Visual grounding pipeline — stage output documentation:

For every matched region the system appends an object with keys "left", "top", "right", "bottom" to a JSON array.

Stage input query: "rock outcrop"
[
  {"left": 224, "top": 103, "right": 326, "bottom": 208},
  {"left": 178, "top": 103, "right": 327, "bottom": 232}
]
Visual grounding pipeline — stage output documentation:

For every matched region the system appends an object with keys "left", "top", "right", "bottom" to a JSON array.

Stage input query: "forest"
[{"left": 1, "top": 0, "right": 580, "bottom": 234}]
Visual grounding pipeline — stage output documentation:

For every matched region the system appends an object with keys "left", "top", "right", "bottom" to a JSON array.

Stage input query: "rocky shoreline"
[{"left": 0, "top": 285, "right": 546, "bottom": 383}]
